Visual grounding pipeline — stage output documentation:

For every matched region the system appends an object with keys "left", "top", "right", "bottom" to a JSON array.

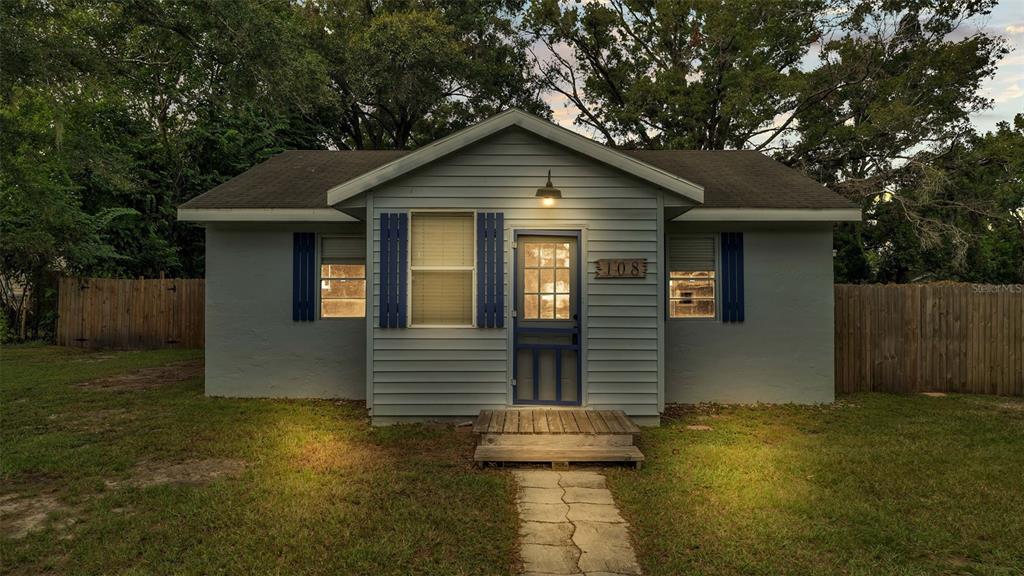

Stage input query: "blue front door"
[{"left": 513, "top": 231, "right": 581, "bottom": 405}]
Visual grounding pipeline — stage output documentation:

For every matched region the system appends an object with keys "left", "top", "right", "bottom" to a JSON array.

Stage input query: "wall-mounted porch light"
[{"left": 535, "top": 170, "right": 562, "bottom": 207}]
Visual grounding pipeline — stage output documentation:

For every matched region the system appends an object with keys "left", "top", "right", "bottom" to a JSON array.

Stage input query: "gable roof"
[
  {"left": 324, "top": 109, "right": 704, "bottom": 206},
  {"left": 178, "top": 109, "right": 860, "bottom": 221}
]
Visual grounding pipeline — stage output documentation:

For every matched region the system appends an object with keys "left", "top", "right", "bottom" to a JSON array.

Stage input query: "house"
[{"left": 178, "top": 109, "right": 860, "bottom": 426}]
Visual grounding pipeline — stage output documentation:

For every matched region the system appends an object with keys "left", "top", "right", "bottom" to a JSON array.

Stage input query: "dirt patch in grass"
[
  {"left": 0, "top": 494, "right": 73, "bottom": 539},
  {"left": 921, "top": 392, "right": 948, "bottom": 397},
  {"left": 71, "top": 354, "right": 118, "bottom": 363},
  {"left": 52, "top": 408, "right": 136, "bottom": 433},
  {"left": 109, "top": 458, "right": 246, "bottom": 488},
  {"left": 78, "top": 360, "right": 203, "bottom": 391}
]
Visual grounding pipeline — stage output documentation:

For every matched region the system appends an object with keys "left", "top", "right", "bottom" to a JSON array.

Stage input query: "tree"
[
  {"left": 855, "top": 115, "right": 1024, "bottom": 283},
  {"left": 0, "top": 0, "right": 547, "bottom": 339},
  {"left": 526, "top": 0, "right": 1011, "bottom": 282},
  {"left": 300, "top": 0, "right": 548, "bottom": 150},
  {"left": 0, "top": 89, "right": 137, "bottom": 338}
]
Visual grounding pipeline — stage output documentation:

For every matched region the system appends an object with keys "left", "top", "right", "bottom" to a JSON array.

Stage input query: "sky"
[
  {"left": 973, "top": 1, "right": 1024, "bottom": 134},
  {"left": 542, "top": 1, "right": 1024, "bottom": 138}
]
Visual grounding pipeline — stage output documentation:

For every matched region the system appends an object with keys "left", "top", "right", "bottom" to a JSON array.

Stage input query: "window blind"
[
  {"left": 668, "top": 235, "right": 716, "bottom": 271},
  {"left": 412, "top": 270, "right": 473, "bottom": 325},
  {"left": 411, "top": 212, "right": 474, "bottom": 267},
  {"left": 321, "top": 236, "right": 363, "bottom": 263}
]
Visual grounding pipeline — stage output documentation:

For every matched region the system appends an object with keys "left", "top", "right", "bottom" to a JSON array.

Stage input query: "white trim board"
[
  {"left": 673, "top": 208, "right": 862, "bottom": 222},
  {"left": 177, "top": 208, "right": 356, "bottom": 222},
  {"left": 326, "top": 109, "right": 705, "bottom": 206}
]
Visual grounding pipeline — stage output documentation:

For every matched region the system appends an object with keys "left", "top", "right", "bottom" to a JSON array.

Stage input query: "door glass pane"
[
  {"left": 524, "top": 269, "right": 539, "bottom": 293},
  {"left": 539, "top": 244, "right": 554, "bottom": 267},
  {"left": 525, "top": 244, "right": 540, "bottom": 267},
  {"left": 556, "top": 243, "right": 570, "bottom": 267},
  {"left": 524, "top": 294, "right": 539, "bottom": 319},
  {"left": 540, "top": 294, "right": 554, "bottom": 319},
  {"left": 539, "top": 269, "right": 554, "bottom": 293},
  {"left": 521, "top": 239, "right": 572, "bottom": 322},
  {"left": 555, "top": 269, "right": 570, "bottom": 293},
  {"left": 555, "top": 294, "right": 570, "bottom": 319}
]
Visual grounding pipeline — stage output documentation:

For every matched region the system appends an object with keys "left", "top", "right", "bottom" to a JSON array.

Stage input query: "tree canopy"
[{"left": 1, "top": 0, "right": 1021, "bottom": 339}]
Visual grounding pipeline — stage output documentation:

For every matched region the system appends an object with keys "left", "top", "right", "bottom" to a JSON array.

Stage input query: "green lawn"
[
  {"left": 1, "top": 346, "right": 517, "bottom": 575},
  {"left": 3, "top": 346, "right": 1023, "bottom": 575},
  {"left": 606, "top": 398, "right": 1024, "bottom": 576}
]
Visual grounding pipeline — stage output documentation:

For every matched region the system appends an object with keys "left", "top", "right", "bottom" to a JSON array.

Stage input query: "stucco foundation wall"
[
  {"left": 666, "top": 222, "right": 835, "bottom": 404},
  {"left": 204, "top": 223, "right": 365, "bottom": 399}
]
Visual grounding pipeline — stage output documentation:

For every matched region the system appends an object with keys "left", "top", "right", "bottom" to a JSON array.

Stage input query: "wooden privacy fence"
[
  {"left": 57, "top": 277, "right": 204, "bottom": 349},
  {"left": 835, "top": 283, "right": 1023, "bottom": 396}
]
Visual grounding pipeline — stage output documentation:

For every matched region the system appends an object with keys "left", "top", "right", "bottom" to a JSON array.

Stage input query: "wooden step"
[
  {"left": 474, "top": 445, "right": 644, "bottom": 468},
  {"left": 473, "top": 409, "right": 641, "bottom": 435},
  {"left": 479, "top": 433, "right": 634, "bottom": 447}
]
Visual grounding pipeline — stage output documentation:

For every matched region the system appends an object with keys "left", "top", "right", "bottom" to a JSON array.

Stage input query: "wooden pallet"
[
  {"left": 475, "top": 445, "right": 644, "bottom": 468},
  {"left": 472, "top": 409, "right": 641, "bottom": 435},
  {"left": 473, "top": 409, "right": 644, "bottom": 468}
]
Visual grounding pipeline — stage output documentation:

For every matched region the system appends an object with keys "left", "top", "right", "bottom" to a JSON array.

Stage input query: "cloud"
[
  {"left": 1007, "top": 24, "right": 1024, "bottom": 35},
  {"left": 994, "top": 81, "right": 1023, "bottom": 103}
]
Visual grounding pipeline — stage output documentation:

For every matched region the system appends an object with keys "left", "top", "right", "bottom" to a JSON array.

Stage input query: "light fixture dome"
[{"left": 535, "top": 170, "right": 562, "bottom": 206}]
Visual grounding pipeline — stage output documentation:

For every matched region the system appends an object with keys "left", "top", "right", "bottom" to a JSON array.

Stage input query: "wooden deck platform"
[
  {"left": 472, "top": 409, "right": 644, "bottom": 468},
  {"left": 472, "top": 409, "right": 641, "bottom": 435}
]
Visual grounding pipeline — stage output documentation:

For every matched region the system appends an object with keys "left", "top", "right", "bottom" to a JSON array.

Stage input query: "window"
[
  {"left": 410, "top": 212, "right": 474, "bottom": 326},
  {"left": 668, "top": 235, "right": 716, "bottom": 319},
  {"left": 321, "top": 236, "right": 365, "bottom": 318},
  {"left": 522, "top": 240, "right": 571, "bottom": 320}
]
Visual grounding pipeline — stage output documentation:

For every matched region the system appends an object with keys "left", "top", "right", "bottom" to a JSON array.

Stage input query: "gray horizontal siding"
[{"left": 369, "top": 126, "right": 663, "bottom": 418}]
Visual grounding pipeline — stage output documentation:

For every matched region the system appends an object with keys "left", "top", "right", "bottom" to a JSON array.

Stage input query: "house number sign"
[{"left": 595, "top": 258, "right": 647, "bottom": 279}]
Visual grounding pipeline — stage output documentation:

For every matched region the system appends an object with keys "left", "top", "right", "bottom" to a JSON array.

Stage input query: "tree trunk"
[{"left": 18, "top": 286, "right": 29, "bottom": 340}]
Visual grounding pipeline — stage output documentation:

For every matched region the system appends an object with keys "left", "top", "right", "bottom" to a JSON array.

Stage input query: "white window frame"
[
  {"left": 407, "top": 209, "right": 477, "bottom": 328},
  {"left": 319, "top": 234, "right": 367, "bottom": 320},
  {"left": 668, "top": 233, "right": 720, "bottom": 321}
]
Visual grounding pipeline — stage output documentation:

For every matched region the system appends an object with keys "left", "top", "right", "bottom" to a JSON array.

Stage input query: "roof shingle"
[{"left": 179, "top": 148, "right": 856, "bottom": 211}]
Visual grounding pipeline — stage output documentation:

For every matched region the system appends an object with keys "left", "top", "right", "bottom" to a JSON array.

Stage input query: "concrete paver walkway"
[{"left": 513, "top": 470, "right": 641, "bottom": 576}]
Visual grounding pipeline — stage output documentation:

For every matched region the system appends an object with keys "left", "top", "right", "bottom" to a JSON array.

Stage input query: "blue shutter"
[
  {"left": 397, "top": 213, "right": 408, "bottom": 327},
  {"left": 721, "top": 232, "right": 745, "bottom": 323},
  {"left": 495, "top": 212, "right": 504, "bottom": 327},
  {"left": 476, "top": 212, "right": 504, "bottom": 328},
  {"left": 379, "top": 213, "right": 407, "bottom": 328},
  {"left": 293, "top": 232, "right": 316, "bottom": 321},
  {"left": 476, "top": 214, "right": 486, "bottom": 328}
]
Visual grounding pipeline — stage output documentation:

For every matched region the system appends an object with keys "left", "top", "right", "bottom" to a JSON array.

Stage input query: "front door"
[{"left": 513, "top": 232, "right": 581, "bottom": 405}]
